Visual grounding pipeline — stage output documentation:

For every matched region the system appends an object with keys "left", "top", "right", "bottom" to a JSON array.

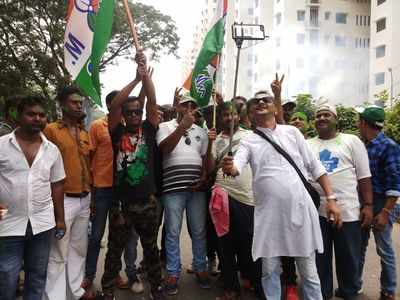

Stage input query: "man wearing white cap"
[
  {"left": 307, "top": 103, "right": 373, "bottom": 300},
  {"left": 157, "top": 95, "right": 209, "bottom": 294}
]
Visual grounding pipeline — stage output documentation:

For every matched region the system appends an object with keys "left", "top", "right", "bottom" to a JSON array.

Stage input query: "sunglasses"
[
  {"left": 183, "top": 131, "right": 191, "bottom": 145},
  {"left": 253, "top": 97, "right": 274, "bottom": 104},
  {"left": 124, "top": 108, "right": 143, "bottom": 116}
]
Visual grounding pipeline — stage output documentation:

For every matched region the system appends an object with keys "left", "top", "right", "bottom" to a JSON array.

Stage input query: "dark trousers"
[
  {"left": 218, "top": 197, "right": 262, "bottom": 294},
  {"left": 102, "top": 195, "right": 161, "bottom": 294},
  {"left": 0, "top": 222, "right": 52, "bottom": 300},
  {"left": 281, "top": 257, "right": 297, "bottom": 285},
  {"left": 316, "top": 217, "right": 361, "bottom": 300}
]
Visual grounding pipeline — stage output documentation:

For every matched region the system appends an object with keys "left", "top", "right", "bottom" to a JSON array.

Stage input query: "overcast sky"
[{"left": 102, "top": 0, "right": 203, "bottom": 107}]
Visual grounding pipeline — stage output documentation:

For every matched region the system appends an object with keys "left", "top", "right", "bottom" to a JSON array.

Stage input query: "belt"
[{"left": 65, "top": 192, "right": 89, "bottom": 198}]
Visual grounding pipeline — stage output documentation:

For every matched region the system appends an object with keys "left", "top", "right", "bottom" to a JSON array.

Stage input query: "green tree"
[
  {"left": 294, "top": 94, "right": 316, "bottom": 121},
  {"left": 336, "top": 105, "right": 359, "bottom": 136},
  {"left": 0, "top": 0, "right": 179, "bottom": 100},
  {"left": 384, "top": 97, "right": 400, "bottom": 144}
]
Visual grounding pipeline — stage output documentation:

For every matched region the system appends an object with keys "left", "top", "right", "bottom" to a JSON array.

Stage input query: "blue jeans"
[
  {"left": 262, "top": 253, "right": 322, "bottom": 300},
  {"left": 358, "top": 203, "right": 400, "bottom": 295},
  {"left": 162, "top": 191, "right": 207, "bottom": 277},
  {"left": 85, "top": 187, "right": 138, "bottom": 281},
  {"left": 317, "top": 218, "right": 361, "bottom": 300},
  {"left": 0, "top": 222, "right": 52, "bottom": 300}
]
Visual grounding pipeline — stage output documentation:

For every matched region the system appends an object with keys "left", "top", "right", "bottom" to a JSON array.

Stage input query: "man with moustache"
[
  {"left": 222, "top": 93, "right": 342, "bottom": 300},
  {"left": 307, "top": 103, "right": 373, "bottom": 300},
  {"left": 100, "top": 50, "right": 165, "bottom": 300},
  {"left": 0, "top": 96, "right": 66, "bottom": 300},
  {"left": 43, "top": 87, "right": 92, "bottom": 300}
]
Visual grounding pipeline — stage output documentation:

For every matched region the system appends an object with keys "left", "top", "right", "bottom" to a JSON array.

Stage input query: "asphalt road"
[{"left": 90, "top": 222, "right": 400, "bottom": 300}]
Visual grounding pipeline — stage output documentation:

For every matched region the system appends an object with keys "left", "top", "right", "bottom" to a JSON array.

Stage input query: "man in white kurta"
[{"left": 222, "top": 92, "right": 342, "bottom": 300}]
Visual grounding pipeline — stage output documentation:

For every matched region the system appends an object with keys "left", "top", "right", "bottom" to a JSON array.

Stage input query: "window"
[
  {"left": 276, "top": 59, "right": 281, "bottom": 70},
  {"left": 276, "top": 12, "right": 282, "bottom": 25},
  {"left": 375, "top": 72, "right": 385, "bottom": 85},
  {"left": 356, "top": 15, "right": 359, "bottom": 26},
  {"left": 336, "top": 13, "right": 347, "bottom": 24},
  {"left": 325, "top": 11, "right": 331, "bottom": 20},
  {"left": 377, "top": 18, "right": 386, "bottom": 32},
  {"left": 297, "top": 33, "right": 305, "bottom": 44},
  {"left": 377, "top": 0, "right": 386, "bottom": 5},
  {"left": 255, "top": 0, "right": 259, "bottom": 8},
  {"left": 276, "top": 37, "right": 281, "bottom": 47},
  {"left": 310, "top": 7, "right": 319, "bottom": 26},
  {"left": 247, "top": 69, "right": 253, "bottom": 77},
  {"left": 335, "top": 35, "right": 346, "bottom": 47},
  {"left": 368, "top": 16, "right": 370, "bottom": 26},
  {"left": 297, "top": 10, "right": 305, "bottom": 21},
  {"left": 310, "top": 30, "right": 319, "bottom": 45},
  {"left": 376, "top": 45, "right": 386, "bottom": 58}
]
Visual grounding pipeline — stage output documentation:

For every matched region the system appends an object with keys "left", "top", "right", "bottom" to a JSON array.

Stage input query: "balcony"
[{"left": 307, "top": 0, "right": 320, "bottom": 6}]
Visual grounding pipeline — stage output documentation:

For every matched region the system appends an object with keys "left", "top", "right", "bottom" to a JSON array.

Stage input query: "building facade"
[{"left": 369, "top": 0, "right": 400, "bottom": 104}]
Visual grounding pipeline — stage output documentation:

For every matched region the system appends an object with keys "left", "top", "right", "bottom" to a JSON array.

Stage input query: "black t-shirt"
[{"left": 111, "top": 120, "right": 157, "bottom": 202}]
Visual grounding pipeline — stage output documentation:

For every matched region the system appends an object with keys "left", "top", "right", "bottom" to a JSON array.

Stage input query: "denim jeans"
[
  {"left": 261, "top": 253, "right": 322, "bottom": 300},
  {"left": 0, "top": 222, "right": 52, "bottom": 300},
  {"left": 162, "top": 191, "right": 207, "bottom": 277},
  {"left": 317, "top": 218, "right": 361, "bottom": 300},
  {"left": 85, "top": 187, "right": 138, "bottom": 281},
  {"left": 358, "top": 203, "right": 400, "bottom": 295}
]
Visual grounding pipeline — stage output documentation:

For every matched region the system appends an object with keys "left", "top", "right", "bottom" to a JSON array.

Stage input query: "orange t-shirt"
[
  {"left": 89, "top": 117, "right": 113, "bottom": 188},
  {"left": 44, "top": 121, "right": 92, "bottom": 194}
]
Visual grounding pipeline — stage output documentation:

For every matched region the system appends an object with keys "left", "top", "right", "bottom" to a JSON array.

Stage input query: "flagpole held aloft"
[
  {"left": 212, "top": 54, "right": 221, "bottom": 129},
  {"left": 122, "top": 0, "right": 141, "bottom": 49}
]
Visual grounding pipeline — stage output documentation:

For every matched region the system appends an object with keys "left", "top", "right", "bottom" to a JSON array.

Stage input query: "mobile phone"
[{"left": 55, "top": 229, "right": 65, "bottom": 240}]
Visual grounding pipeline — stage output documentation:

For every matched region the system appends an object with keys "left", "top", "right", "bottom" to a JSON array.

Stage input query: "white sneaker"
[{"left": 130, "top": 279, "right": 144, "bottom": 294}]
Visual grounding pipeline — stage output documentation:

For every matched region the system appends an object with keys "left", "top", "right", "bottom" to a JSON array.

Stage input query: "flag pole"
[
  {"left": 122, "top": 0, "right": 141, "bottom": 49},
  {"left": 212, "top": 54, "right": 221, "bottom": 129}
]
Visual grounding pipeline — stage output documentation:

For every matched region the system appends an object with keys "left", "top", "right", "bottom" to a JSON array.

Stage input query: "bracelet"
[
  {"left": 326, "top": 194, "right": 337, "bottom": 201},
  {"left": 382, "top": 207, "right": 391, "bottom": 214},
  {"left": 363, "top": 203, "right": 373, "bottom": 207}
]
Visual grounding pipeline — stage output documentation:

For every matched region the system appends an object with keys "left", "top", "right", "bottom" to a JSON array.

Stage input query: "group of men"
[{"left": 0, "top": 49, "right": 399, "bottom": 300}]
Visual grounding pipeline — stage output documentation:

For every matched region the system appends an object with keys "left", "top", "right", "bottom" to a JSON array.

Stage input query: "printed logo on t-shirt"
[{"left": 319, "top": 149, "right": 339, "bottom": 173}]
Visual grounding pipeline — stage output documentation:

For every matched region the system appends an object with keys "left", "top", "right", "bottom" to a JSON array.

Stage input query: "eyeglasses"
[
  {"left": 253, "top": 97, "right": 274, "bottom": 104},
  {"left": 183, "top": 131, "right": 191, "bottom": 145},
  {"left": 124, "top": 108, "right": 143, "bottom": 117}
]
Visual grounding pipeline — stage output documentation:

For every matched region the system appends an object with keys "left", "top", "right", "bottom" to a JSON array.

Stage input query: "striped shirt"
[{"left": 156, "top": 119, "right": 208, "bottom": 193}]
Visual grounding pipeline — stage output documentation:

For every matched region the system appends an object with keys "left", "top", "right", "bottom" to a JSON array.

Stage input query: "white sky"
[{"left": 101, "top": 0, "right": 203, "bottom": 108}]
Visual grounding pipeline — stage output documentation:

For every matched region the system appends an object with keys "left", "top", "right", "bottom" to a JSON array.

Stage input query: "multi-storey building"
[
  {"left": 369, "top": 0, "right": 400, "bottom": 104},
  {"left": 184, "top": 0, "right": 372, "bottom": 105}
]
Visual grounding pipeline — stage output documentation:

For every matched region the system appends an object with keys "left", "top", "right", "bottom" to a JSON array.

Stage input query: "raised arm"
[
  {"left": 142, "top": 66, "right": 159, "bottom": 127},
  {"left": 108, "top": 52, "right": 145, "bottom": 133},
  {"left": 271, "top": 73, "right": 285, "bottom": 124}
]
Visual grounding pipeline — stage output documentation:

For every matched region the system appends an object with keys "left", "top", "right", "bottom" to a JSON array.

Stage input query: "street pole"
[{"left": 388, "top": 67, "right": 393, "bottom": 109}]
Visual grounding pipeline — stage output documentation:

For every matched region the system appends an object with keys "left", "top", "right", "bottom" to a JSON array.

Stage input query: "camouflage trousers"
[{"left": 101, "top": 194, "right": 162, "bottom": 294}]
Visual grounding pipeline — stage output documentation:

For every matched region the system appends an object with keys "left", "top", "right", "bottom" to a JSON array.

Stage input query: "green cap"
[{"left": 355, "top": 105, "right": 385, "bottom": 128}]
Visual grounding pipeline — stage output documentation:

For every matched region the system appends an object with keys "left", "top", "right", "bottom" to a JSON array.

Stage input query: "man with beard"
[
  {"left": 43, "top": 87, "right": 92, "bottom": 300},
  {"left": 206, "top": 102, "right": 262, "bottom": 300},
  {"left": 100, "top": 50, "right": 165, "bottom": 300},
  {"left": 307, "top": 103, "right": 373, "bottom": 300},
  {"left": 222, "top": 93, "right": 342, "bottom": 300},
  {"left": 0, "top": 96, "right": 66, "bottom": 300}
]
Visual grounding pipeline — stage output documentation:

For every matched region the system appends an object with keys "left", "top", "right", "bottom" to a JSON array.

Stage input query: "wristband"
[
  {"left": 326, "top": 194, "right": 337, "bottom": 201},
  {"left": 382, "top": 207, "right": 391, "bottom": 214},
  {"left": 363, "top": 203, "right": 373, "bottom": 207}
]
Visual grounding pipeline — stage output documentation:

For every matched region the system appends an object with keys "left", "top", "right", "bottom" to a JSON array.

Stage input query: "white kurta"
[{"left": 234, "top": 125, "right": 326, "bottom": 260}]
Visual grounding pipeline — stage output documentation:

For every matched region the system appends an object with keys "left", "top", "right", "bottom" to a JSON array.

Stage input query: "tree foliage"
[
  {"left": 384, "top": 98, "right": 400, "bottom": 144},
  {"left": 0, "top": 0, "right": 179, "bottom": 100},
  {"left": 336, "top": 105, "right": 359, "bottom": 136}
]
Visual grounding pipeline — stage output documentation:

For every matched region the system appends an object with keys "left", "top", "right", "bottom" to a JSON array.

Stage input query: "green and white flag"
[
  {"left": 190, "top": 0, "right": 227, "bottom": 107},
  {"left": 64, "top": 0, "right": 115, "bottom": 106}
]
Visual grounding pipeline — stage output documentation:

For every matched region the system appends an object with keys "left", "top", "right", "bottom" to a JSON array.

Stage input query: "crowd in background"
[{"left": 0, "top": 50, "right": 399, "bottom": 300}]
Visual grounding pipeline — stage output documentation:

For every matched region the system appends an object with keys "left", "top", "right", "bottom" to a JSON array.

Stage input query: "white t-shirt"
[
  {"left": 213, "top": 128, "right": 254, "bottom": 206},
  {"left": 0, "top": 132, "right": 66, "bottom": 236},
  {"left": 307, "top": 133, "right": 371, "bottom": 222},
  {"left": 156, "top": 119, "right": 208, "bottom": 193}
]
